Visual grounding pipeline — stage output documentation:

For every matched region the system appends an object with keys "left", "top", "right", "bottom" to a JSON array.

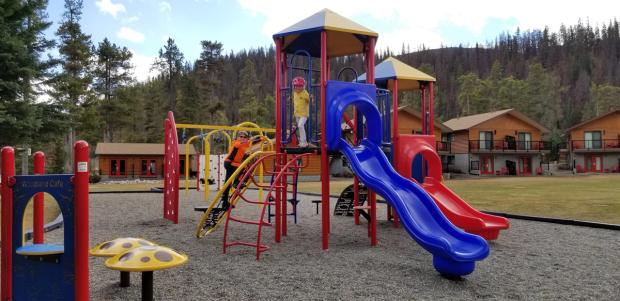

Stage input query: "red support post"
[
  {"left": 33, "top": 151, "right": 45, "bottom": 244},
  {"left": 421, "top": 83, "right": 427, "bottom": 135},
  {"left": 392, "top": 79, "right": 399, "bottom": 169},
  {"left": 429, "top": 82, "right": 435, "bottom": 138},
  {"left": 320, "top": 30, "right": 330, "bottom": 250},
  {"left": 391, "top": 79, "right": 401, "bottom": 228},
  {"left": 73, "top": 141, "right": 89, "bottom": 301},
  {"left": 1, "top": 147, "right": 15, "bottom": 301},
  {"left": 367, "top": 37, "right": 377, "bottom": 246},
  {"left": 281, "top": 153, "right": 288, "bottom": 236},
  {"left": 274, "top": 38, "right": 282, "bottom": 243}
]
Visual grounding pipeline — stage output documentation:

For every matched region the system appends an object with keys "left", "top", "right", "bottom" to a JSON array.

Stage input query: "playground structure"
[
  {"left": 160, "top": 8, "right": 509, "bottom": 277},
  {"left": 1, "top": 141, "right": 89, "bottom": 301}
]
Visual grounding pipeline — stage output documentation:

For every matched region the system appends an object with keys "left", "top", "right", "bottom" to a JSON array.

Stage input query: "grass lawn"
[
  {"left": 295, "top": 175, "right": 620, "bottom": 225},
  {"left": 443, "top": 175, "right": 620, "bottom": 224}
]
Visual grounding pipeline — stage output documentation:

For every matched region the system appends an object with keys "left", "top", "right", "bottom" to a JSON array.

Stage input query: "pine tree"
[
  {"left": 0, "top": 0, "right": 56, "bottom": 146},
  {"left": 152, "top": 38, "right": 184, "bottom": 112},
  {"left": 93, "top": 38, "right": 133, "bottom": 142},
  {"left": 51, "top": 0, "right": 94, "bottom": 170},
  {"left": 457, "top": 73, "right": 484, "bottom": 115}
]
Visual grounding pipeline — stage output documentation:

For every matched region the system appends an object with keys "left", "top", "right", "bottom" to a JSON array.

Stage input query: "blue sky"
[{"left": 45, "top": 0, "right": 619, "bottom": 81}]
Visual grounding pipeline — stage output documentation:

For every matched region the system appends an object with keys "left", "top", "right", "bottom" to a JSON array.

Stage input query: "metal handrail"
[
  {"left": 468, "top": 140, "right": 551, "bottom": 152},
  {"left": 570, "top": 139, "right": 620, "bottom": 150}
]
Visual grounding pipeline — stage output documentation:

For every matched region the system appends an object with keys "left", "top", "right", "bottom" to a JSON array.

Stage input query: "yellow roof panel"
[
  {"left": 274, "top": 9, "right": 377, "bottom": 38},
  {"left": 358, "top": 57, "right": 435, "bottom": 91},
  {"left": 274, "top": 9, "right": 378, "bottom": 57}
]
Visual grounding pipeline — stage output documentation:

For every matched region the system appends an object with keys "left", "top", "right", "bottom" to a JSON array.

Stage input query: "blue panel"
[
  {"left": 16, "top": 244, "right": 64, "bottom": 255},
  {"left": 325, "top": 82, "right": 489, "bottom": 276},
  {"left": 412, "top": 153, "right": 424, "bottom": 183},
  {"left": 12, "top": 175, "right": 75, "bottom": 301},
  {"left": 325, "top": 80, "right": 378, "bottom": 150}
]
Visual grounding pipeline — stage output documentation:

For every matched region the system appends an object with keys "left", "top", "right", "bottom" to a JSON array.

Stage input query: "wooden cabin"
[{"left": 95, "top": 143, "right": 196, "bottom": 179}]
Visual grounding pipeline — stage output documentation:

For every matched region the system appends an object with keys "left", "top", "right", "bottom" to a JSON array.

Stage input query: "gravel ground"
[{"left": 70, "top": 190, "right": 620, "bottom": 300}]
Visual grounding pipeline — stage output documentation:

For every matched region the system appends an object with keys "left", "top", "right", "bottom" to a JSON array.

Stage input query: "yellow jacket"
[{"left": 293, "top": 90, "right": 310, "bottom": 117}]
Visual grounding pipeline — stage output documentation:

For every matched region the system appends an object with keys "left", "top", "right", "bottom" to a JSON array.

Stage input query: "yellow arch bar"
[
  {"left": 176, "top": 123, "right": 275, "bottom": 133},
  {"left": 202, "top": 130, "right": 232, "bottom": 201}
]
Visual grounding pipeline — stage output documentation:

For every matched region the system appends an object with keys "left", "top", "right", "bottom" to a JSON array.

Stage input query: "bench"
[{"left": 311, "top": 200, "right": 321, "bottom": 214}]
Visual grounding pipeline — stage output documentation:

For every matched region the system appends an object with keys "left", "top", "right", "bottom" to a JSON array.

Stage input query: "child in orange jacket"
[{"left": 220, "top": 131, "right": 251, "bottom": 209}]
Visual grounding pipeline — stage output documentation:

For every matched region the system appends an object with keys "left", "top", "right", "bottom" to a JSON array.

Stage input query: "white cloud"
[
  {"left": 117, "top": 27, "right": 145, "bottom": 43},
  {"left": 124, "top": 16, "right": 140, "bottom": 23},
  {"left": 95, "top": 0, "right": 126, "bottom": 18},
  {"left": 237, "top": 0, "right": 620, "bottom": 51},
  {"left": 159, "top": 1, "right": 172, "bottom": 13},
  {"left": 130, "top": 50, "right": 159, "bottom": 82}
]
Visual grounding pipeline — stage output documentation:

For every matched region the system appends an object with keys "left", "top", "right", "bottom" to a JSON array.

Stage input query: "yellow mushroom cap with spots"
[
  {"left": 89, "top": 238, "right": 156, "bottom": 257},
  {"left": 105, "top": 245, "right": 188, "bottom": 272}
]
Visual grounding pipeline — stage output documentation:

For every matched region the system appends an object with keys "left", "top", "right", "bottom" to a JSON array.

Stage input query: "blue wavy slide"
[{"left": 326, "top": 81, "right": 489, "bottom": 276}]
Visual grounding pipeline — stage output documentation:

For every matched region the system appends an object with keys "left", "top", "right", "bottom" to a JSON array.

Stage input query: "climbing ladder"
[
  {"left": 194, "top": 151, "right": 275, "bottom": 238},
  {"left": 222, "top": 153, "right": 311, "bottom": 260},
  {"left": 266, "top": 154, "right": 308, "bottom": 224}
]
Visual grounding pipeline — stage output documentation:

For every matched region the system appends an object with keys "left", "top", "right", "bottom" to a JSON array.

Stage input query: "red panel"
[
  {"left": 164, "top": 111, "right": 180, "bottom": 224},
  {"left": 396, "top": 134, "right": 442, "bottom": 181}
]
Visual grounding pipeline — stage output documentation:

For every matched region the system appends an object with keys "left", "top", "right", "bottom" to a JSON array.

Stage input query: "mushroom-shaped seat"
[
  {"left": 90, "top": 237, "right": 156, "bottom": 287},
  {"left": 105, "top": 245, "right": 188, "bottom": 301}
]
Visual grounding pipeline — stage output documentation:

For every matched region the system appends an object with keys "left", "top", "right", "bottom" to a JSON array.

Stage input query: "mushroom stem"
[
  {"left": 142, "top": 271, "right": 153, "bottom": 301},
  {"left": 120, "top": 271, "right": 130, "bottom": 287}
]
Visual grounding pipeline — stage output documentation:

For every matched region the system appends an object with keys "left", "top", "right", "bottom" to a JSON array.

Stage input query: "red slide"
[
  {"left": 397, "top": 135, "right": 509, "bottom": 240},
  {"left": 421, "top": 177, "right": 509, "bottom": 240}
]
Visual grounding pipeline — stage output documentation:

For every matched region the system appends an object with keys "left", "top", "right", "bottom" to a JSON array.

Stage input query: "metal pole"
[
  {"left": 421, "top": 83, "right": 426, "bottom": 135},
  {"left": 142, "top": 271, "right": 153, "bottom": 301},
  {"left": 1, "top": 147, "right": 15, "bottom": 301},
  {"left": 33, "top": 151, "right": 45, "bottom": 244},
  {"left": 320, "top": 30, "right": 330, "bottom": 250},
  {"left": 429, "top": 82, "right": 435, "bottom": 138},
  {"left": 367, "top": 37, "right": 377, "bottom": 246},
  {"left": 392, "top": 79, "right": 401, "bottom": 228},
  {"left": 74, "top": 141, "right": 89, "bottom": 301},
  {"left": 274, "top": 38, "right": 282, "bottom": 243}
]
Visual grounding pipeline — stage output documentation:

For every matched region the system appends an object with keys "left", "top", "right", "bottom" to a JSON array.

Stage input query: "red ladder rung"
[
  {"left": 228, "top": 215, "right": 271, "bottom": 226},
  {"left": 225, "top": 241, "right": 270, "bottom": 252}
]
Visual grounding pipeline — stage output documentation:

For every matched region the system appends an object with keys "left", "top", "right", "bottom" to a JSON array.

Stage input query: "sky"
[{"left": 44, "top": 0, "right": 620, "bottom": 81}]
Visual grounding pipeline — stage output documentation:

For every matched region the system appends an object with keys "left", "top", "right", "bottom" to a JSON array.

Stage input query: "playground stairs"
[
  {"left": 222, "top": 153, "right": 310, "bottom": 260},
  {"left": 267, "top": 157, "right": 302, "bottom": 224}
]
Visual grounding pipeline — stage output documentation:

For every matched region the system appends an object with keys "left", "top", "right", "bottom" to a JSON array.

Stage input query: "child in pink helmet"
[{"left": 292, "top": 76, "right": 310, "bottom": 147}]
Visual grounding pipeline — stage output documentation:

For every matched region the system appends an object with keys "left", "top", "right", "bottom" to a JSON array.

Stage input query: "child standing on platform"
[{"left": 292, "top": 76, "right": 310, "bottom": 147}]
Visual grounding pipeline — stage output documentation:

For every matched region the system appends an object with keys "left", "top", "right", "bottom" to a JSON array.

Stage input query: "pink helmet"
[{"left": 292, "top": 76, "right": 305, "bottom": 87}]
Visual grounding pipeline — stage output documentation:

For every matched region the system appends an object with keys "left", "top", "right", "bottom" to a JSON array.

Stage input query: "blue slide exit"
[{"left": 326, "top": 81, "right": 489, "bottom": 276}]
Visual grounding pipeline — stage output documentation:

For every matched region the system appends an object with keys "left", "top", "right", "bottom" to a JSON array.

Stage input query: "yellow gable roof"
[{"left": 358, "top": 57, "right": 435, "bottom": 91}]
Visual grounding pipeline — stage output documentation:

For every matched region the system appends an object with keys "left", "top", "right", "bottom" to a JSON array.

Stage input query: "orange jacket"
[{"left": 225, "top": 140, "right": 250, "bottom": 167}]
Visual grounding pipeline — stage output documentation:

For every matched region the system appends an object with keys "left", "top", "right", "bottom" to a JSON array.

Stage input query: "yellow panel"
[
  {"left": 327, "top": 30, "right": 366, "bottom": 57},
  {"left": 387, "top": 57, "right": 436, "bottom": 82}
]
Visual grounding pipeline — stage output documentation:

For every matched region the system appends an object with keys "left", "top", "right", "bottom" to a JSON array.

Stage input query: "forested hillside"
[{"left": 1, "top": 0, "right": 619, "bottom": 170}]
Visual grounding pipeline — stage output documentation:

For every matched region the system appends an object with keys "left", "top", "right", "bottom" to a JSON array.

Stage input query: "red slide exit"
[{"left": 396, "top": 135, "right": 509, "bottom": 240}]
